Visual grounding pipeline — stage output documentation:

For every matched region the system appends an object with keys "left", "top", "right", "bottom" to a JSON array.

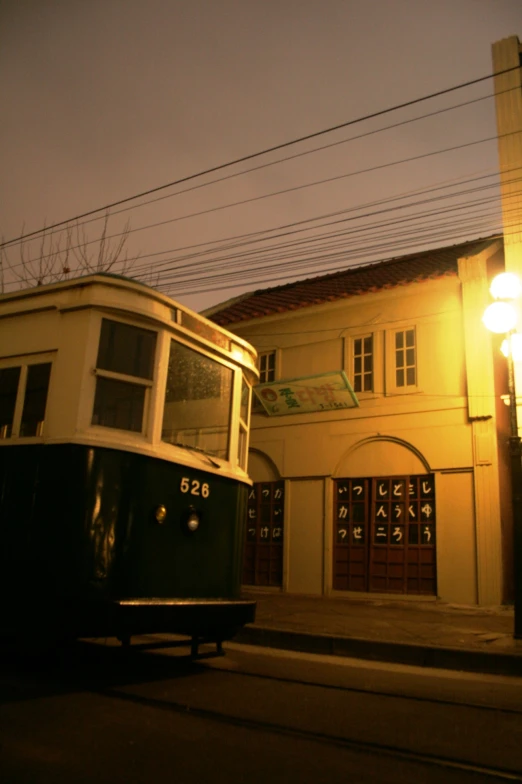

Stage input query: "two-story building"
[{"left": 206, "top": 235, "right": 514, "bottom": 607}]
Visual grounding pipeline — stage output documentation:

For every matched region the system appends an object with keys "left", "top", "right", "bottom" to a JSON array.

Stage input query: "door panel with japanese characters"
[
  {"left": 333, "top": 478, "right": 370, "bottom": 592},
  {"left": 243, "top": 481, "right": 284, "bottom": 586},
  {"left": 333, "top": 474, "right": 436, "bottom": 595}
]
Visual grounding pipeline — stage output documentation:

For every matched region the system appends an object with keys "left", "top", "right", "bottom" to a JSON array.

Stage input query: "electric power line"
[
  {"left": 1, "top": 64, "right": 519, "bottom": 250},
  {"left": 119, "top": 172, "right": 518, "bottom": 287},
  {"left": 9, "top": 81, "right": 518, "bottom": 254},
  {"left": 4, "top": 170, "right": 515, "bottom": 293},
  {"left": 8, "top": 129, "right": 515, "bottom": 271}
]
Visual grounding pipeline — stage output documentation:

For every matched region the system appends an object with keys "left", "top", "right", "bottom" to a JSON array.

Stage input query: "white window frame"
[
  {"left": 346, "top": 332, "right": 383, "bottom": 398},
  {"left": 352, "top": 333, "right": 374, "bottom": 394},
  {"left": 385, "top": 326, "right": 419, "bottom": 395},
  {"left": 90, "top": 315, "right": 157, "bottom": 437},
  {"left": 253, "top": 349, "right": 279, "bottom": 413},
  {"left": 258, "top": 349, "right": 278, "bottom": 384},
  {"left": 159, "top": 333, "right": 237, "bottom": 463},
  {"left": 237, "top": 374, "right": 251, "bottom": 470}
]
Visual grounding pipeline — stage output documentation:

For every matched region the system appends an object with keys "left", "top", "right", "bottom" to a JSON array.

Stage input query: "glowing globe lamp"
[
  {"left": 490, "top": 272, "right": 522, "bottom": 301},
  {"left": 501, "top": 333, "right": 522, "bottom": 361},
  {"left": 482, "top": 301, "right": 518, "bottom": 334}
]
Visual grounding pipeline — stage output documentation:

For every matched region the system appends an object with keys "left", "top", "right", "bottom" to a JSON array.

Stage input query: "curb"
[{"left": 234, "top": 626, "right": 522, "bottom": 678}]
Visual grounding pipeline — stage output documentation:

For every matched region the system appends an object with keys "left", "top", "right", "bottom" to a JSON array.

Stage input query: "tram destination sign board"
[{"left": 254, "top": 371, "right": 359, "bottom": 416}]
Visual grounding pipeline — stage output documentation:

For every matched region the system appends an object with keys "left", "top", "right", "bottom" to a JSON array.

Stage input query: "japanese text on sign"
[{"left": 254, "top": 372, "right": 359, "bottom": 416}]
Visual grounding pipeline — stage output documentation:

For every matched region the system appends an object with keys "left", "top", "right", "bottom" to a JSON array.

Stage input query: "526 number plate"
[{"left": 180, "top": 477, "right": 210, "bottom": 498}]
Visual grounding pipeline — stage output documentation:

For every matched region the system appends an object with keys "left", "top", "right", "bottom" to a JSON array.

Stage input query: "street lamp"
[{"left": 482, "top": 271, "right": 522, "bottom": 638}]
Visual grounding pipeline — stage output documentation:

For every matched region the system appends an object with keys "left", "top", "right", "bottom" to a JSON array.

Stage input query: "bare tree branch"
[{"left": 1, "top": 211, "right": 137, "bottom": 291}]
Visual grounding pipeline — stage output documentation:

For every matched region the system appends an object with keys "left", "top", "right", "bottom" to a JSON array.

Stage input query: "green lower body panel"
[{"left": 0, "top": 443, "right": 253, "bottom": 640}]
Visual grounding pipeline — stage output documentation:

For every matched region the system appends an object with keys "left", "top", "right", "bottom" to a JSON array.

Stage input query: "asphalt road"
[{"left": 1, "top": 637, "right": 522, "bottom": 783}]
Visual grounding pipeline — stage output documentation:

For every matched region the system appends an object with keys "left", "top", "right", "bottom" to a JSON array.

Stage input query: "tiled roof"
[{"left": 207, "top": 236, "right": 500, "bottom": 327}]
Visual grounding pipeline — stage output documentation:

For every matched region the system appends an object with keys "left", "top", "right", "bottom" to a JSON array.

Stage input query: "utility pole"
[{"left": 492, "top": 36, "right": 522, "bottom": 631}]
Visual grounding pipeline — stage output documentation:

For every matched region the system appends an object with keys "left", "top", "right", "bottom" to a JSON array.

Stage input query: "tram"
[{"left": 0, "top": 274, "right": 258, "bottom": 652}]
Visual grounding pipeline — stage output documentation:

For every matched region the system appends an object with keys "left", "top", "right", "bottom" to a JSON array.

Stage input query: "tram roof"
[
  {"left": 0, "top": 273, "right": 258, "bottom": 367},
  {"left": 1, "top": 271, "right": 177, "bottom": 307}
]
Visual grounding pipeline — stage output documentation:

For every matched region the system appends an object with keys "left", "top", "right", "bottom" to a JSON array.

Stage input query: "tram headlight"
[
  {"left": 183, "top": 506, "right": 200, "bottom": 533},
  {"left": 155, "top": 504, "right": 167, "bottom": 524},
  {"left": 186, "top": 511, "right": 200, "bottom": 532}
]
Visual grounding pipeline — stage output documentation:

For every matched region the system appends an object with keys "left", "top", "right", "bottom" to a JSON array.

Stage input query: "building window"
[
  {"left": 253, "top": 350, "right": 276, "bottom": 413},
  {"left": 395, "top": 328, "right": 416, "bottom": 387},
  {"left": 92, "top": 319, "right": 156, "bottom": 433},
  {"left": 259, "top": 351, "right": 276, "bottom": 383},
  {"left": 353, "top": 335, "right": 373, "bottom": 393}
]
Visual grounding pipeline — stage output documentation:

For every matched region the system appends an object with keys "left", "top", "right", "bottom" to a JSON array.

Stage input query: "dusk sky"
[{"left": 1, "top": 0, "right": 521, "bottom": 312}]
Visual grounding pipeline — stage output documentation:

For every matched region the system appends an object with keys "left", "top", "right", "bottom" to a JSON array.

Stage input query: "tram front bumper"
[{"left": 107, "top": 597, "right": 256, "bottom": 640}]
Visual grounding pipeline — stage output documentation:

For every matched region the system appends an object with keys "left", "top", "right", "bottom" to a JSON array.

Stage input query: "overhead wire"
[
  {"left": 112, "top": 167, "right": 509, "bottom": 263},
  {"left": 3, "top": 174, "right": 517, "bottom": 295},
  {"left": 8, "top": 129, "right": 516, "bottom": 273},
  {"left": 3, "top": 74, "right": 520, "bottom": 298},
  {"left": 1, "top": 64, "right": 520, "bottom": 250},
  {"left": 119, "top": 165, "right": 511, "bottom": 275},
  {"left": 158, "top": 227, "right": 506, "bottom": 298},
  {"left": 9, "top": 162, "right": 506, "bottom": 274},
  {"left": 149, "top": 192, "right": 522, "bottom": 294},
  {"left": 152, "top": 210, "right": 516, "bottom": 295},
  {"left": 4, "top": 81, "right": 518, "bottom": 262},
  {"left": 124, "top": 174, "right": 519, "bottom": 286},
  {"left": 135, "top": 183, "right": 512, "bottom": 275},
  {"left": 66, "top": 84, "right": 522, "bottom": 229},
  {"left": 6, "top": 80, "right": 521, "bottom": 275}
]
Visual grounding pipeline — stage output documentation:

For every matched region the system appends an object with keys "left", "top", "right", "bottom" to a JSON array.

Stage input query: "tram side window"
[
  {"left": 20, "top": 363, "right": 52, "bottom": 437},
  {"left": 0, "top": 366, "right": 21, "bottom": 438},
  {"left": 162, "top": 340, "right": 233, "bottom": 459},
  {"left": 0, "top": 362, "right": 52, "bottom": 439},
  {"left": 92, "top": 319, "right": 157, "bottom": 433},
  {"left": 238, "top": 376, "right": 250, "bottom": 470}
]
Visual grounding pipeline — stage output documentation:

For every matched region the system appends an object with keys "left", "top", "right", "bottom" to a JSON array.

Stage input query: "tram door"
[
  {"left": 333, "top": 475, "right": 436, "bottom": 595},
  {"left": 243, "top": 481, "right": 284, "bottom": 586}
]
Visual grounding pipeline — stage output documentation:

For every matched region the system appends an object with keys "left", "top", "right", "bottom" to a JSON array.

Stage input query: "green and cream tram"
[{"left": 0, "top": 274, "right": 258, "bottom": 651}]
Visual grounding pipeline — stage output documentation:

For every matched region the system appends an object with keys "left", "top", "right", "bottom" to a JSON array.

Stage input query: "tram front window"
[
  {"left": 162, "top": 340, "right": 232, "bottom": 459},
  {"left": 92, "top": 319, "right": 156, "bottom": 433}
]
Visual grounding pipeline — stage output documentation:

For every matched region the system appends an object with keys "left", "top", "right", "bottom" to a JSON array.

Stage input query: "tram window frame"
[
  {"left": 0, "top": 355, "right": 54, "bottom": 440},
  {"left": 161, "top": 337, "right": 234, "bottom": 461},
  {"left": 91, "top": 318, "right": 157, "bottom": 434},
  {"left": 237, "top": 375, "right": 251, "bottom": 470}
]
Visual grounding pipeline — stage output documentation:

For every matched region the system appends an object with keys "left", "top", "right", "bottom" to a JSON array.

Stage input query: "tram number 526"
[{"left": 180, "top": 477, "right": 210, "bottom": 497}]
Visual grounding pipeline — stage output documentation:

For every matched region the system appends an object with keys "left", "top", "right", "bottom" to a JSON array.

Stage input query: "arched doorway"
[
  {"left": 243, "top": 450, "right": 284, "bottom": 587},
  {"left": 333, "top": 437, "right": 436, "bottom": 595}
]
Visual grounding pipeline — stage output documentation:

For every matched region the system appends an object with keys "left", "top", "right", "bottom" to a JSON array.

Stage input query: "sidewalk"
[{"left": 235, "top": 591, "right": 522, "bottom": 677}]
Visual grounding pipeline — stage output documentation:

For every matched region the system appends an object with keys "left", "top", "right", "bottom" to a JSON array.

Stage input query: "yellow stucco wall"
[{"left": 238, "top": 260, "right": 505, "bottom": 605}]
